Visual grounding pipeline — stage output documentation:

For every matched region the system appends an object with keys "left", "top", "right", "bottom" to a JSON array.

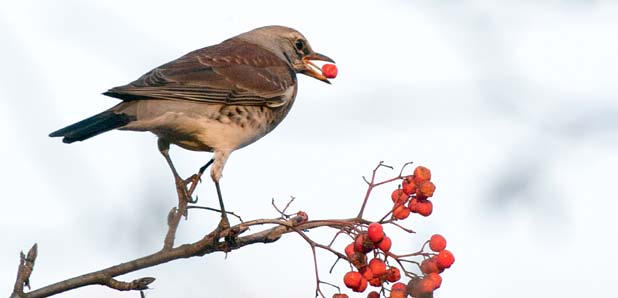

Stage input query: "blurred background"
[{"left": 1, "top": 0, "right": 617, "bottom": 297}]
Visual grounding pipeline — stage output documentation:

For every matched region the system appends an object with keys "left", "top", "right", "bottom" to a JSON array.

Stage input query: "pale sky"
[{"left": 1, "top": 1, "right": 617, "bottom": 297}]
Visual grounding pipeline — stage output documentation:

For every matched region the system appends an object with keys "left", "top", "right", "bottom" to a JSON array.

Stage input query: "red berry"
[
  {"left": 296, "top": 210, "right": 308, "bottom": 222},
  {"left": 368, "top": 277, "right": 383, "bottom": 287},
  {"left": 402, "top": 176, "right": 418, "bottom": 195},
  {"left": 429, "top": 234, "right": 447, "bottom": 252},
  {"left": 376, "top": 236, "right": 392, "bottom": 253},
  {"left": 413, "top": 166, "right": 431, "bottom": 183},
  {"left": 408, "top": 198, "right": 419, "bottom": 213},
  {"left": 426, "top": 273, "right": 442, "bottom": 289},
  {"left": 417, "top": 181, "right": 436, "bottom": 198},
  {"left": 391, "top": 189, "right": 408, "bottom": 204},
  {"left": 416, "top": 200, "right": 433, "bottom": 217},
  {"left": 367, "top": 223, "right": 384, "bottom": 243},
  {"left": 344, "top": 271, "right": 362, "bottom": 289},
  {"left": 367, "top": 291, "right": 380, "bottom": 298},
  {"left": 392, "top": 282, "right": 406, "bottom": 291},
  {"left": 390, "top": 282, "right": 407, "bottom": 298},
  {"left": 406, "top": 278, "right": 421, "bottom": 297},
  {"left": 416, "top": 278, "right": 435, "bottom": 294},
  {"left": 321, "top": 63, "right": 338, "bottom": 79},
  {"left": 436, "top": 250, "right": 455, "bottom": 269},
  {"left": 355, "top": 233, "right": 374, "bottom": 254},
  {"left": 345, "top": 243, "right": 355, "bottom": 258},
  {"left": 360, "top": 266, "right": 374, "bottom": 280},
  {"left": 333, "top": 294, "right": 349, "bottom": 298},
  {"left": 408, "top": 197, "right": 419, "bottom": 213},
  {"left": 393, "top": 204, "right": 410, "bottom": 220},
  {"left": 420, "top": 258, "right": 439, "bottom": 274},
  {"left": 368, "top": 258, "right": 387, "bottom": 276},
  {"left": 354, "top": 278, "right": 368, "bottom": 292},
  {"left": 386, "top": 266, "right": 401, "bottom": 282}
]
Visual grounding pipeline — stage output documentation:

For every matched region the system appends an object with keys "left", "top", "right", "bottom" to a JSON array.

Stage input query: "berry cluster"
[
  {"left": 407, "top": 234, "right": 454, "bottom": 296},
  {"left": 343, "top": 222, "right": 400, "bottom": 293},
  {"left": 331, "top": 165, "right": 455, "bottom": 298},
  {"left": 391, "top": 166, "right": 435, "bottom": 219}
]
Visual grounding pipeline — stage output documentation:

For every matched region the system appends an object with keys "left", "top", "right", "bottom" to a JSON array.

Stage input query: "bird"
[{"left": 49, "top": 25, "right": 335, "bottom": 229}]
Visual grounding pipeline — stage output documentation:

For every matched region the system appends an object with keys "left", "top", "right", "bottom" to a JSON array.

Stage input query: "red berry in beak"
[{"left": 321, "top": 63, "right": 338, "bottom": 79}]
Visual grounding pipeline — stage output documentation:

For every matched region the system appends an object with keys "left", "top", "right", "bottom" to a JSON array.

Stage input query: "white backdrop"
[{"left": 1, "top": 1, "right": 617, "bottom": 297}]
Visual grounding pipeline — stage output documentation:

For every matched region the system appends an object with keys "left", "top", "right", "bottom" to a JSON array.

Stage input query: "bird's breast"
[{"left": 118, "top": 98, "right": 295, "bottom": 152}]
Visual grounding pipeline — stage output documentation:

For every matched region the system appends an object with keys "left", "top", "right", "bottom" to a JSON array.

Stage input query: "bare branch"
[{"left": 16, "top": 215, "right": 352, "bottom": 298}]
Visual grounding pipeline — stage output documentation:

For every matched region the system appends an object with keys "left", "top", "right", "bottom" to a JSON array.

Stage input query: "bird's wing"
[{"left": 103, "top": 39, "right": 296, "bottom": 108}]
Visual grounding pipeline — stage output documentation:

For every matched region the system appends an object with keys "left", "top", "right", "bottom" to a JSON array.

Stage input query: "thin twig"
[
  {"left": 271, "top": 197, "right": 296, "bottom": 218},
  {"left": 186, "top": 206, "right": 243, "bottom": 223},
  {"left": 398, "top": 161, "right": 415, "bottom": 177}
]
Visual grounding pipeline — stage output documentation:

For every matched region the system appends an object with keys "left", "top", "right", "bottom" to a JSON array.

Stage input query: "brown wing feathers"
[{"left": 103, "top": 39, "right": 295, "bottom": 107}]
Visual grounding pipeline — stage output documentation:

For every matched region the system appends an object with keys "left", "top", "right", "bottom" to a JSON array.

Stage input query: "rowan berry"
[
  {"left": 420, "top": 258, "right": 439, "bottom": 274},
  {"left": 426, "top": 273, "right": 442, "bottom": 289},
  {"left": 416, "top": 200, "right": 433, "bottom": 217},
  {"left": 390, "top": 282, "right": 407, "bottom": 298},
  {"left": 417, "top": 181, "right": 436, "bottom": 198},
  {"left": 344, "top": 271, "right": 362, "bottom": 289},
  {"left": 360, "top": 266, "right": 374, "bottom": 280},
  {"left": 416, "top": 278, "right": 435, "bottom": 294},
  {"left": 402, "top": 176, "right": 417, "bottom": 195},
  {"left": 354, "top": 278, "right": 368, "bottom": 293},
  {"left": 413, "top": 166, "right": 431, "bottom": 182},
  {"left": 393, "top": 204, "right": 410, "bottom": 220},
  {"left": 368, "top": 277, "right": 383, "bottom": 287},
  {"left": 436, "top": 250, "right": 455, "bottom": 269},
  {"left": 386, "top": 266, "right": 401, "bottom": 282},
  {"left": 429, "top": 234, "right": 447, "bottom": 252},
  {"left": 367, "top": 223, "right": 384, "bottom": 243},
  {"left": 345, "top": 243, "right": 355, "bottom": 258},
  {"left": 408, "top": 197, "right": 419, "bottom": 213},
  {"left": 391, "top": 189, "right": 408, "bottom": 204},
  {"left": 376, "top": 236, "right": 392, "bottom": 253},
  {"left": 321, "top": 63, "right": 338, "bottom": 78},
  {"left": 368, "top": 258, "right": 387, "bottom": 276},
  {"left": 355, "top": 233, "right": 374, "bottom": 254}
]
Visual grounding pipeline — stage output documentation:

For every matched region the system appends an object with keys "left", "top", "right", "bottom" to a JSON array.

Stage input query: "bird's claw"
[
  {"left": 213, "top": 216, "right": 240, "bottom": 249},
  {"left": 184, "top": 173, "right": 204, "bottom": 198},
  {"left": 174, "top": 176, "right": 197, "bottom": 204}
]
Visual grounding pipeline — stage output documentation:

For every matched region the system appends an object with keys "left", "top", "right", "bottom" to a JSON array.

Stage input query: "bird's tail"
[{"left": 49, "top": 110, "right": 136, "bottom": 143}]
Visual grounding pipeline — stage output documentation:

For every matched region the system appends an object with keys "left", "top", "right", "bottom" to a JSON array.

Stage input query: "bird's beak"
[{"left": 302, "top": 52, "right": 335, "bottom": 84}]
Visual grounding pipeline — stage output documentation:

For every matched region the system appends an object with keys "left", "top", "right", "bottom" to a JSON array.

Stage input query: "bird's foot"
[
  {"left": 217, "top": 213, "right": 231, "bottom": 231},
  {"left": 184, "top": 173, "right": 202, "bottom": 198},
  {"left": 174, "top": 176, "right": 197, "bottom": 204},
  {"left": 212, "top": 214, "right": 240, "bottom": 248},
  {"left": 184, "top": 160, "right": 213, "bottom": 198}
]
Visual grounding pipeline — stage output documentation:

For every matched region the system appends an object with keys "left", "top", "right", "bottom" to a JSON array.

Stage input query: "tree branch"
[{"left": 16, "top": 215, "right": 310, "bottom": 298}]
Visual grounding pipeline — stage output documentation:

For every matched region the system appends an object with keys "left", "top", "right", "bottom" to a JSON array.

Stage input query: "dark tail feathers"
[{"left": 49, "top": 111, "right": 136, "bottom": 143}]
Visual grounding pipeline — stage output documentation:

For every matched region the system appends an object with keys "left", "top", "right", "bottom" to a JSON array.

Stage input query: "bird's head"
[{"left": 235, "top": 25, "right": 335, "bottom": 84}]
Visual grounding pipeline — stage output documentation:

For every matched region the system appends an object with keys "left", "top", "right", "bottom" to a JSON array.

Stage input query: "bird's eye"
[{"left": 295, "top": 39, "right": 306, "bottom": 51}]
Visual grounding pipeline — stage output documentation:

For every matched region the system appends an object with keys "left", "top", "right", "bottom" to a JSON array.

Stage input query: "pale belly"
[{"left": 118, "top": 100, "right": 274, "bottom": 152}]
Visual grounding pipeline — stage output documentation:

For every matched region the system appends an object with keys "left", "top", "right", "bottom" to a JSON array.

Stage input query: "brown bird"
[{"left": 50, "top": 25, "right": 335, "bottom": 227}]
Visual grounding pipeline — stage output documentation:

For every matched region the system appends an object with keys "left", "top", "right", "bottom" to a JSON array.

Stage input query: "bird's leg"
[
  {"left": 185, "top": 159, "right": 214, "bottom": 197},
  {"left": 157, "top": 139, "right": 193, "bottom": 203},
  {"left": 209, "top": 151, "right": 234, "bottom": 237},
  {"left": 214, "top": 180, "right": 230, "bottom": 231}
]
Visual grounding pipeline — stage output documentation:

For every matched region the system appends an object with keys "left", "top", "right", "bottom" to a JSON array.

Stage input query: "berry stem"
[{"left": 356, "top": 161, "right": 402, "bottom": 219}]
